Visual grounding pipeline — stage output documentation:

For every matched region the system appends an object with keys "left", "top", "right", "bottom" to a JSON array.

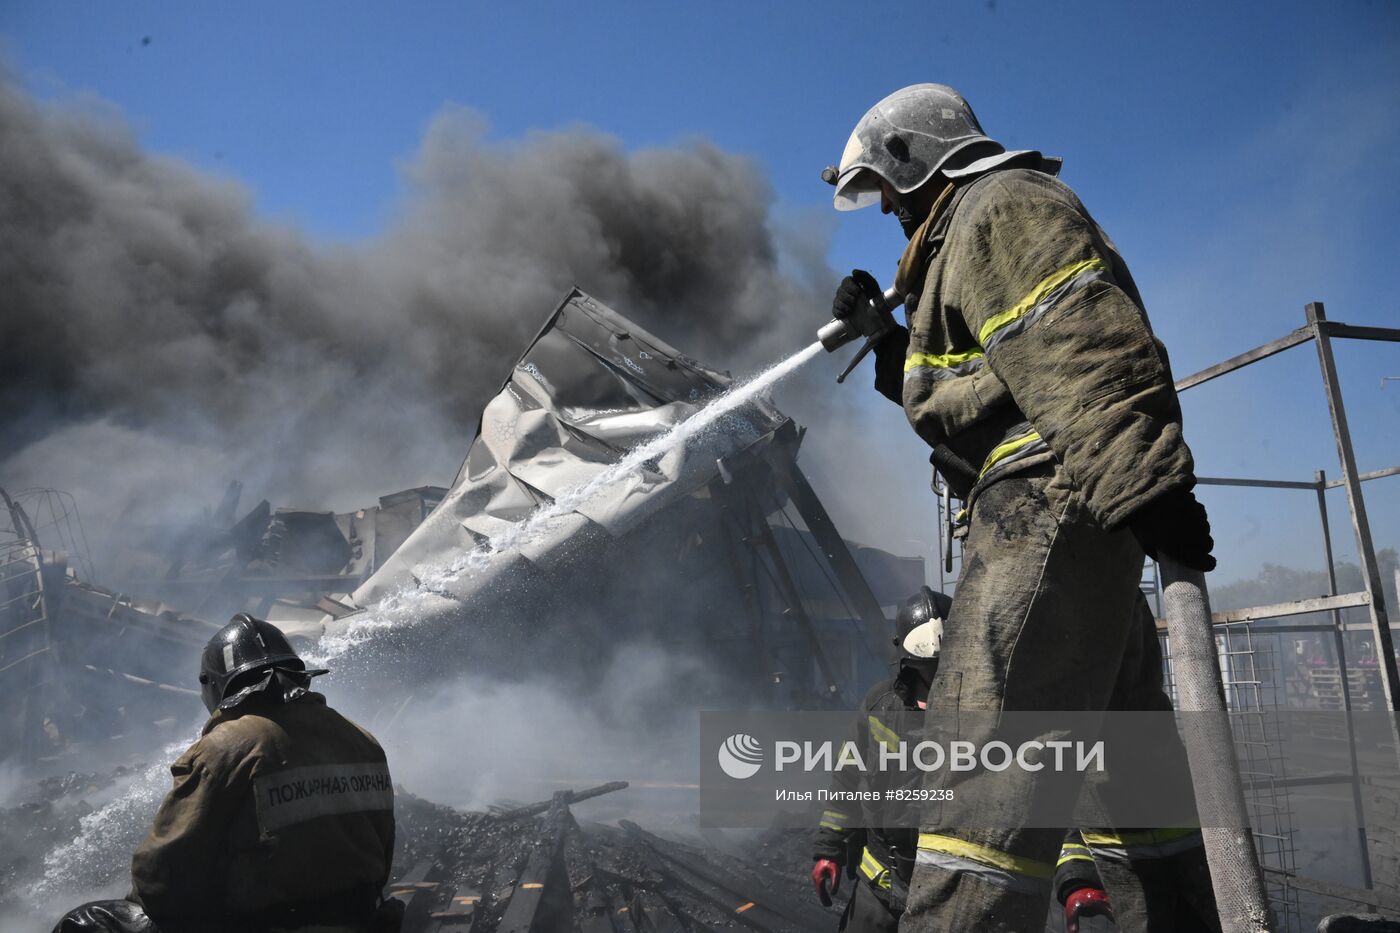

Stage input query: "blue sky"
[{"left": 3, "top": 0, "right": 1397, "bottom": 583}]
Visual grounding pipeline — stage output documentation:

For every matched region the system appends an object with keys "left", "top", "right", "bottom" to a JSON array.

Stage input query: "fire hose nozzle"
[
  {"left": 818, "top": 285, "right": 903, "bottom": 352},
  {"left": 816, "top": 316, "right": 856, "bottom": 352},
  {"left": 819, "top": 285, "right": 904, "bottom": 383}
]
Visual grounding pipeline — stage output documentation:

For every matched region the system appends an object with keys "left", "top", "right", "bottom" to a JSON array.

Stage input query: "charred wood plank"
[
  {"left": 426, "top": 884, "right": 481, "bottom": 933},
  {"left": 579, "top": 883, "right": 623, "bottom": 933},
  {"left": 617, "top": 821, "right": 819, "bottom": 932},
  {"left": 491, "top": 780, "right": 628, "bottom": 822},
  {"left": 631, "top": 891, "right": 687, "bottom": 933},
  {"left": 387, "top": 858, "right": 444, "bottom": 931},
  {"left": 496, "top": 792, "right": 576, "bottom": 933}
]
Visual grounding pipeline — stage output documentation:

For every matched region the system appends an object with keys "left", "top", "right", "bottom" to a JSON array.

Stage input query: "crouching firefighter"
[
  {"left": 811, "top": 587, "right": 950, "bottom": 932},
  {"left": 52, "top": 614, "right": 399, "bottom": 933}
]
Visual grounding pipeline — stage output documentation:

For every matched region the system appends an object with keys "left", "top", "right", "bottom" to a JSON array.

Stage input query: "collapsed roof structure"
[
  {"left": 125, "top": 480, "right": 450, "bottom": 642},
  {"left": 318, "top": 288, "right": 915, "bottom": 707},
  {"left": 0, "top": 288, "right": 923, "bottom": 769},
  {"left": 0, "top": 488, "right": 213, "bottom": 764}
]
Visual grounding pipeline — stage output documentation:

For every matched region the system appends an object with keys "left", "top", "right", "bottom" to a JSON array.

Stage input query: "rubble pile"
[
  {"left": 390, "top": 783, "right": 833, "bottom": 932},
  {"left": 0, "top": 765, "right": 146, "bottom": 900},
  {"left": 2, "top": 769, "right": 834, "bottom": 932}
]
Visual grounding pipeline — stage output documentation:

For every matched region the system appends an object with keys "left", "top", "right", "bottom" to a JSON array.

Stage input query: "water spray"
[
  {"left": 318, "top": 339, "right": 828, "bottom": 660},
  {"left": 30, "top": 341, "right": 836, "bottom": 903}
]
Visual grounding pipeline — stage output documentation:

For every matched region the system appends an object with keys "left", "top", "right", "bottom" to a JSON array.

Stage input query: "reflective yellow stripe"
[
  {"left": 1082, "top": 828, "right": 1204, "bottom": 862},
  {"left": 860, "top": 847, "right": 893, "bottom": 890},
  {"left": 917, "top": 833, "right": 1054, "bottom": 880},
  {"left": 1057, "top": 841, "right": 1092, "bottom": 866},
  {"left": 978, "top": 430, "right": 1043, "bottom": 479},
  {"left": 867, "top": 715, "right": 900, "bottom": 751},
  {"left": 820, "top": 809, "right": 849, "bottom": 831},
  {"left": 819, "top": 820, "right": 844, "bottom": 831},
  {"left": 1081, "top": 828, "right": 1199, "bottom": 847},
  {"left": 978, "top": 258, "right": 1107, "bottom": 346},
  {"left": 905, "top": 348, "right": 985, "bottom": 372}
]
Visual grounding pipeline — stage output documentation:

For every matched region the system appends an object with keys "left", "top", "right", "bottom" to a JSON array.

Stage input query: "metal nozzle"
[
  {"left": 818, "top": 316, "right": 859, "bottom": 352},
  {"left": 819, "top": 285, "right": 906, "bottom": 384}
]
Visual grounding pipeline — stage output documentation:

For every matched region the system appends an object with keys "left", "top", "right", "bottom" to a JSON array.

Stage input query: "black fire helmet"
[{"left": 198, "top": 613, "right": 327, "bottom": 713}]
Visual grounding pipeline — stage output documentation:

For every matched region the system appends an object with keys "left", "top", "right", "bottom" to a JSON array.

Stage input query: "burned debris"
[
  {"left": 119, "top": 481, "right": 449, "bottom": 643},
  {"left": 1, "top": 769, "right": 833, "bottom": 932},
  {"left": 3, "top": 288, "right": 929, "bottom": 930},
  {"left": 322, "top": 289, "right": 919, "bottom": 705},
  {"left": 0, "top": 487, "right": 212, "bottom": 764},
  {"left": 2, "top": 290, "right": 924, "bottom": 762},
  {"left": 299, "top": 782, "right": 835, "bottom": 933}
]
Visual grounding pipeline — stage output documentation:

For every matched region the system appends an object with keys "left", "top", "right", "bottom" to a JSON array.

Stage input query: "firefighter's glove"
[
  {"left": 1129, "top": 487, "right": 1217, "bottom": 572},
  {"left": 1064, "top": 886, "right": 1114, "bottom": 933},
  {"left": 873, "top": 325, "right": 910, "bottom": 404},
  {"left": 811, "top": 858, "right": 841, "bottom": 907},
  {"left": 831, "top": 269, "right": 883, "bottom": 323}
]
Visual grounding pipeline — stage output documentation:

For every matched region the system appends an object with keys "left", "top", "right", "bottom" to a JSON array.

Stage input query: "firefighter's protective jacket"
[
  {"left": 129, "top": 692, "right": 395, "bottom": 925},
  {"left": 898, "top": 164, "right": 1193, "bottom": 529},
  {"left": 812, "top": 670, "right": 922, "bottom": 902}
]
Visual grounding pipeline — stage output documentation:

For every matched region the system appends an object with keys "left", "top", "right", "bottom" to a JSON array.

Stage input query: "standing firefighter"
[
  {"left": 824, "top": 84, "right": 1221, "bottom": 931},
  {"left": 52, "top": 614, "right": 397, "bottom": 933},
  {"left": 812, "top": 587, "right": 952, "bottom": 932},
  {"left": 812, "top": 590, "right": 1121, "bottom": 933}
]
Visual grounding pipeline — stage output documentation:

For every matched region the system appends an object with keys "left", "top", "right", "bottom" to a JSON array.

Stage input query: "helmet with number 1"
[
  {"left": 198, "top": 613, "right": 327, "bottom": 713},
  {"left": 832, "top": 84, "right": 999, "bottom": 212}
]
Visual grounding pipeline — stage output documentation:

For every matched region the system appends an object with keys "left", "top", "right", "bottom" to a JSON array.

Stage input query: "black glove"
[
  {"left": 1129, "top": 487, "right": 1216, "bottom": 572},
  {"left": 831, "top": 269, "right": 883, "bottom": 322},
  {"left": 873, "top": 325, "right": 909, "bottom": 404}
]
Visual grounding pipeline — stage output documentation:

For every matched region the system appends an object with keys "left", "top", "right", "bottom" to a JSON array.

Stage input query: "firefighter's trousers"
[
  {"left": 900, "top": 465, "right": 1220, "bottom": 932},
  {"left": 840, "top": 880, "right": 901, "bottom": 933}
]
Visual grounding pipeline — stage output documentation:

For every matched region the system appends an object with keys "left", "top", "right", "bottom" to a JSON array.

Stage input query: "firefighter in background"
[
  {"left": 811, "top": 587, "right": 951, "bottom": 931},
  {"left": 824, "top": 84, "right": 1220, "bottom": 931},
  {"left": 811, "top": 589, "right": 1120, "bottom": 933},
  {"left": 52, "top": 614, "right": 398, "bottom": 933}
]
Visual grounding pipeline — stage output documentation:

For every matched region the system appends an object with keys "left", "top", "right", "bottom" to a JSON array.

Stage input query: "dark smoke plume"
[{"left": 0, "top": 77, "right": 832, "bottom": 572}]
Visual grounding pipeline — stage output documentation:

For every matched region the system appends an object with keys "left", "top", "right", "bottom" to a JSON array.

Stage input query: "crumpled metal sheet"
[{"left": 343, "top": 288, "right": 788, "bottom": 613}]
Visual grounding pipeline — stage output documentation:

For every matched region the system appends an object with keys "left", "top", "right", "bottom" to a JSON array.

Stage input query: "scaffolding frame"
[
  {"left": 1166, "top": 302, "right": 1400, "bottom": 917},
  {"left": 930, "top": 301, "right": 1398, "bottom": 922}
]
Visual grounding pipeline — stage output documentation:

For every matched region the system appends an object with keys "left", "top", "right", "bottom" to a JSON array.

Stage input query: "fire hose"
[{"left": 1159, "top": 556, "right": 1273, "bottom": 933}]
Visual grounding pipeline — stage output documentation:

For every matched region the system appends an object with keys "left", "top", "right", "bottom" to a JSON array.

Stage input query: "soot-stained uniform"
[
  {"left": 878, "top": 164, "right": 1218, "bottom": 933},
  {"left": 813, "top": 671, "right": 922, "bottom": 932},
  {"left": 129, "top": 692, "right": 394, "bottom": 930}
]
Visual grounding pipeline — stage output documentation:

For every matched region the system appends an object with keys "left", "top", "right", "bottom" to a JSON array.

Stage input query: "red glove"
[
  {"left": 812, "top": 858, "right": 841, "bottom": 906},
  {"left": 1064, "top": 886, "right": 1114, "bottom": 933}
]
